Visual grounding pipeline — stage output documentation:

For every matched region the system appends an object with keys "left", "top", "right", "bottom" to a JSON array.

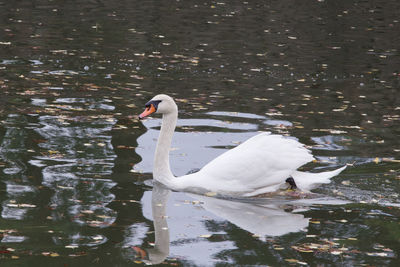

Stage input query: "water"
[{"left": 0, "top": 0, "right": 399, "bottom": 266}]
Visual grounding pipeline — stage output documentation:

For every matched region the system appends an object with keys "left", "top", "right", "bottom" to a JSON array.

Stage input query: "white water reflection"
[
  {"left": 311, "top": 135, "right": 348, "bottom": 151},
  {"left": 123, "top": 183, "right": 236, "bottom": 265},
  {"left": 53, "top": 233, "right": 108, "bottom": 248},
  {"left": 122, "top": 183, "right": 349, "bottom": 265},
  {"left": 1, "top": 235, "right": 27, "bottom": 243},
  {"left": 188, "top": 195, "right": 309, "bottom": 237}
]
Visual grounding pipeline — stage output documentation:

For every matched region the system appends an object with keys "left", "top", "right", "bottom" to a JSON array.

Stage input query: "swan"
[{"left": 139, "top": 94, "right": 346, "bottom": 197}]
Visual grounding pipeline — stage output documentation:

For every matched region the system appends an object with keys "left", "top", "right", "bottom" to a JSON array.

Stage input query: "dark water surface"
[{"left": 0, "top": 0, "right": 399, "bottom": 266}]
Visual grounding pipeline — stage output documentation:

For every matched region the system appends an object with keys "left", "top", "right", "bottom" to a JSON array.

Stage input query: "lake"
[{"left": 0, "top": 0, "right": 399, "bottom": 266}]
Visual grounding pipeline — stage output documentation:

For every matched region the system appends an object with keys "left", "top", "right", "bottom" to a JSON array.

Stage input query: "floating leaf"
[
  {"left": 292, "top": 246, "right": 313, "bottom": 253},
  {"left": 366, "top": 252, "right": 389, "bottom": 257},
  {"left": 341, "top": 180, "right": 351, "bottom": 186},
  {"left": 81, "top": 210, "right": 94, "bottom": 214},
  {"left": 199, "top": 234, "right": 212, "bottom": 238},
  {"left": 92, "top": 235, "right": 104, "bottom": 240},
  {"left": 205, "top": 192, "right": 217, "bottom": 197}
]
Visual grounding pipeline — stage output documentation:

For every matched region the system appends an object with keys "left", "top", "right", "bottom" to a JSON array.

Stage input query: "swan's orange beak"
[{"left": 139, "top": 104, "right": 156, "bottom": 119}]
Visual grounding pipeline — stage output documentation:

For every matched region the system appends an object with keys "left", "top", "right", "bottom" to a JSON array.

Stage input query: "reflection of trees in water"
[
  {"left": 30, "top": 99, "right": 118, "bottom": 245},
  {"left": 0, "top": 114, "right": 36, "bottom": 223}
]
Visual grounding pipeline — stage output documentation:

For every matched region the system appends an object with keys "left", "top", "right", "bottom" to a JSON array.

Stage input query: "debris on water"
[{"left": 204, "top": 192, "right": 217, "bottom": 197}]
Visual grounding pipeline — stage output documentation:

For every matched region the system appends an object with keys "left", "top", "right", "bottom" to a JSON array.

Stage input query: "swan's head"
[{"left": 139, "top": 94, "right": 177, "bottom": 119}]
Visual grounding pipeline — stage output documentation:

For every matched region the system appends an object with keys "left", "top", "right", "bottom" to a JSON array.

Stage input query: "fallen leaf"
[
  {"left": 205, "top": 192, "right": 217, "bottom": 197},
  {"left": 199, "top": 234, "right": 212, "bottom": 238}
]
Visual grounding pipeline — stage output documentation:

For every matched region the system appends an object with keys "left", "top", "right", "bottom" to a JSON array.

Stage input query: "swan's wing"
[{"left": 188, "top": 133, "right": 314, "bottom": 195}]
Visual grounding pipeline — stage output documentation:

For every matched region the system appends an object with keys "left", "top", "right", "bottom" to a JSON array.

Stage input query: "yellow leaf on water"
[
  {"left": 96, "top": 215, "right": 111, "bottom": 219},
  {"left": 341, "top": 180, "right": 351, "bottom": 186},
  {"left": 199, "top": 234, "right": 212, "bottom": 238},
  {"left": 205, "top": 192, "right": 217, "bottom": 197},
  {"left": 382, "top": 158, "right": 400, "bottom": 163}
]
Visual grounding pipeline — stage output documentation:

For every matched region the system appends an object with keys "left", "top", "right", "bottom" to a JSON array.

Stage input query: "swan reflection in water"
[
  {"left": 130, "top": 183, "right": 348, "bottom": 265},
  {"left": 132, "top": 182, "right": 171, "bottom": 265}
]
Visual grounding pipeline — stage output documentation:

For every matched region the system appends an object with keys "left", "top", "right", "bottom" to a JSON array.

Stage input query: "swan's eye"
[{"left": 145, "top": 100, "right": 162, "bottom": 110}]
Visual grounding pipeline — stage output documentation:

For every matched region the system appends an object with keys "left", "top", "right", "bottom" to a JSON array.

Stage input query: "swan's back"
[{"left": 176, "top": 132, "right": 314, "bottom": 196}]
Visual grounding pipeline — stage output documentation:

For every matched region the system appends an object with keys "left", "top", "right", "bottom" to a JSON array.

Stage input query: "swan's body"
[{"left": 139, "top": 94, "right": 346, "bottom": 197}]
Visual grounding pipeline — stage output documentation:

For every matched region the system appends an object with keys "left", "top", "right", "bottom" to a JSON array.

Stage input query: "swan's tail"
[{"left": 292, "top": 165, "right": 347, "bottom": 191}]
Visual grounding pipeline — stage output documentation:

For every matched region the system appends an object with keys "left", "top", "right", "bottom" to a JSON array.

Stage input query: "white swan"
[{"left": 139, "top": 94, "right": 346, "bottom": 197}]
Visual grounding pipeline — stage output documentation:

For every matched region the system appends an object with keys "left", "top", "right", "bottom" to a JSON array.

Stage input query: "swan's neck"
[{"left": 153, "top": 112, "right": 177, "bottom": 188}]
